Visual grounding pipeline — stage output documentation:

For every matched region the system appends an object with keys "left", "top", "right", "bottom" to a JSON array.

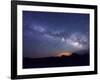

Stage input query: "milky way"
[{"left": 23, "top": 11, "right": 89, "bottom": 58}]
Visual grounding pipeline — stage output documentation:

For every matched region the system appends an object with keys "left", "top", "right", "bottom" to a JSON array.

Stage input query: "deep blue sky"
[{"left": 23, "top": 11, "right": 89, "bottom": 58}]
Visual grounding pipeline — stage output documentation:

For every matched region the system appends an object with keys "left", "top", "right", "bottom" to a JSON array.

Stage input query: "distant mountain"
[
  {"left": 73, "top": 49, "right": 89, "bottom": 55},
  {"left": 23, "top": 52, "right": 89, "bottom": 69}
]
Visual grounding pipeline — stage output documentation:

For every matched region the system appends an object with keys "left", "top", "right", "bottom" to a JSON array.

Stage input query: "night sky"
[{"left": 23, "top": 11, "right": 89, "bottom": 58}]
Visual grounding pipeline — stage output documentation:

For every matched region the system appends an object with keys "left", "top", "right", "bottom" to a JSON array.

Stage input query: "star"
[{"left": 61, "top": 37, "right": 66, "bottom": 42}]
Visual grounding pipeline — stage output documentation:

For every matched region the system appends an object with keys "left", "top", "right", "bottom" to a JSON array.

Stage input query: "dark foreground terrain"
[{"left": 23, "top": 53, "right": 89, "bottom": 69}]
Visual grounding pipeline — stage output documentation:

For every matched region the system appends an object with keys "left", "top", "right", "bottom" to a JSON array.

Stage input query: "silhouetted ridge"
[{"left": 23, "top": 51, "right": 89, "bottom": 69}]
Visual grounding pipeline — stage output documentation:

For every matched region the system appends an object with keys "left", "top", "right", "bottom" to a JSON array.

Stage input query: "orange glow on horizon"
[{"left": 57, "top": 51, "right": 72, "bottom": 57}]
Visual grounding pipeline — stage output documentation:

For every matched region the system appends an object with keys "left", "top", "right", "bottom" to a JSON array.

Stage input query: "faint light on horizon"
[{"left": 57, "top": 51, "right": 73, "bottom": 57}]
